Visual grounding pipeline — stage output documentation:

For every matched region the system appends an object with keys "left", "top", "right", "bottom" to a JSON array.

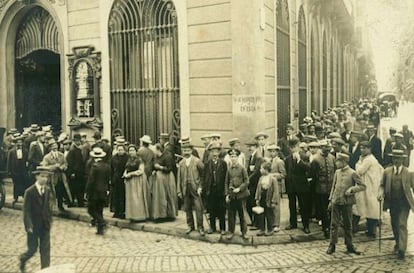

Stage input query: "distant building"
[{"left": 0, "top": 0, "right": 371, "bottom": 147}]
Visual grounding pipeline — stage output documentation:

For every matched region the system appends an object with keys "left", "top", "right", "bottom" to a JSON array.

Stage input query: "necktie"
[{"left": 40, "top": 186, "right": 44, "bottom": 196}]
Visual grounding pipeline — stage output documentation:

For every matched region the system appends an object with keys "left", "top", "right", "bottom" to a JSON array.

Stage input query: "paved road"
[
  {"left": 2, "top": 103, "right": 414, "bottom": 273},
  {"left": 1, "top": 207, "right": 413, "bottom": 273}
]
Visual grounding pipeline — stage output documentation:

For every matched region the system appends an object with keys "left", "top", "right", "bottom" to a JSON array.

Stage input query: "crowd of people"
[{"left": 4, "top": 97, "right": 414, "bottom": 273}]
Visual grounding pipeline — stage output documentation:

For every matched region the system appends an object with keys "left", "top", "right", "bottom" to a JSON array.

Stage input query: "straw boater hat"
[
  {"left": 319, "top": 139, "right": 330, "bottom": 147},
  {"left": 228, "top": 138, "right": 240, "bottom": 146},
  {"left": 308, "top": 141, "right": 320, "bottom": 148},
  {"left": 389, "top": 149, "right": 408, "bottom": 158},
  {"left": 90, "top": 147, "right": 107, "bottom": 158},
  {"left": 179, "top": 137, "right": 193, "bottom": 148},
  {"left": 200, "top": 134, "right": 212, "bottom": 141},
  {"left": 210, "top": 133, "right": 221, "bottom": 139},
  {"left": 393, "top": 133, "right": 404, "bottom": 138},
  {"left": 33, "top": 165, "right": 52, "bottom": 175},
  {"left": 331, "top": 138, "right": 346, "bottom": 146},
  {"left": 336, "top": 153, "right": 350, "bottom": 163},
  {"left": 266, "top": 144, "right": 280, "bottom": 151},
  {"left": 159, "top": 133, "right": 169, "bottom": 139},
  {"left": 7, "top": 128, "right": 18, "bottom": 135},
  {"left": 30, "top": 124, "right": 41, "bottom": 132},
  {"left": 140, "top": 135, "right": 152, "bottom": 144},
  {"left": 254, "top": 132, "right": 269, "bottom": 140},
  {"left": 48, "top": 139, "right": 58, "bottom": 148},
  {"left": 208, "top": 142, "right": 222, "bottom": 151}
]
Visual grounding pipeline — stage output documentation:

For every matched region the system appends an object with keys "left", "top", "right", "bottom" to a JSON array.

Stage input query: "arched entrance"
[{"left": 14, "top": 6, "right": 61, "bottom": 131}]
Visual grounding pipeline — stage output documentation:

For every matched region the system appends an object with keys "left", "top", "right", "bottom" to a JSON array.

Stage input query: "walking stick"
[{"left": 378, "top": 199, "right": 382, "bottom": 253}]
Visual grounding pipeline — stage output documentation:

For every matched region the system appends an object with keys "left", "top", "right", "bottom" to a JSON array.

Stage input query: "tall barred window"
[
  {"left": 322, "top": 32, "right": 328, "bottom": 111},
  {"left": 297, "top": 6, "right": 307, "bottom": 123},
  {"left": 276, "top": 0, "right": 290, "bottom": 138},
  {"left": 108, "top": 0, "right": 180, "bottom": 143}
]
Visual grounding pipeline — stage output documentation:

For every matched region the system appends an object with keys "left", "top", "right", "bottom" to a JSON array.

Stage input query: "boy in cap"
[
  {"left": 224, "top": 138, "right": 246, "bottom": 167},
  {"left": 327, "top": 153, "right": 365, "bottom": 255},
  {"left": 267, "top": 144, "right": 285, "bottom": 232},
  {"left": 19, "top": 166, "right": 53, "bottom": 272},
  {"left": 378, "top": 150, "right": 414, "bottom": 259},
  {"left": 225, "top": 148, "right": 249, "bottom": 240},
  {"left": 86, "top": 147, "right": 111, "bottom": 235}
]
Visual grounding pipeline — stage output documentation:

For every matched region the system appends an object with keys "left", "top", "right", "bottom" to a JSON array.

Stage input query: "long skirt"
[
  {"left": 151, "top": 171, "right": 177, "bottom": 219},
  {"left": 125, "top": 174, "right": 149, "bottom": 221}
]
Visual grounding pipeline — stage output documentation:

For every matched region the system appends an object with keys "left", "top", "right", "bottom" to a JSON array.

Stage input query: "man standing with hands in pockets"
[
  {"left": 378, "top": 149, "right": 414, "bottom": 260},
  {"left": 19, "top": 166, "right": 53, "bottom": 273}
]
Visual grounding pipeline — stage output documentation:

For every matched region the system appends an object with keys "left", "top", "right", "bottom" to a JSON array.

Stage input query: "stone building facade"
[{"left": 0, "top": 0, "right": 369, "bottom": 148}]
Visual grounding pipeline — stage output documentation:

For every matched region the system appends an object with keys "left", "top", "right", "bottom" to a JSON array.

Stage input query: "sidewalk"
[{"left": 3, "top": 179, "right": 388, "bottom": 246}]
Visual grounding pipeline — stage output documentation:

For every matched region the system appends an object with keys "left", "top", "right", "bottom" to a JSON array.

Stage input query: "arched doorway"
[{"left": 14, "top": 6, "right": 61, "bottom": 131}]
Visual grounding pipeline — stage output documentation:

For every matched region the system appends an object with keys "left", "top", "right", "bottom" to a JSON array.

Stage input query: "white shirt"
[
  {"left": 185, "top": 155, "right": 192, "bottom": 167},
  {"left": 35, "top": 182, "right": 45, "bottom": 196},
  {"left": 16, "top": 149, "right": 23, "bottom": 160},
  {"left": 394, "top": 166, "right": 402, "bottom": 175}
]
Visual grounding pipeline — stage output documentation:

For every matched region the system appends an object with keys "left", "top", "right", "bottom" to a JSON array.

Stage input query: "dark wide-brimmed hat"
[{"left": 89, "top": 147, "right": 107, "bottom": 158}]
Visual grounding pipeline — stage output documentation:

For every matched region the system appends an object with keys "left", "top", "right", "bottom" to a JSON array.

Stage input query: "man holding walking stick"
[{"left": 378, "top": 149, "right": 414, "bottom": 260}]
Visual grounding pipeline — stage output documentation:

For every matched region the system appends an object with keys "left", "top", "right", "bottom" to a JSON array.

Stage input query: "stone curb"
[{"left": 4, "top": 199, "right": 378, "bottom": 246}]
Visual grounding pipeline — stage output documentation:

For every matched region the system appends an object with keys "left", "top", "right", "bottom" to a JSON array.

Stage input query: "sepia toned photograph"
[{"left": 0, "top": 0, "right": 413, "bottom": 272}]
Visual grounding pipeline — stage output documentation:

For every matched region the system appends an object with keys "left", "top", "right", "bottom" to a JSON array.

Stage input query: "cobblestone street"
[{"left": 1, "top": 207, "right": 413, "bottom": 273}]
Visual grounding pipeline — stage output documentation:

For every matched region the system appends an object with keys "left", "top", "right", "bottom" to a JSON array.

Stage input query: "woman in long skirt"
[
  {"left": 111, "top": 144, "right": 128, "bottom": 219},
  {"left": 124, "top": 145, "right": 149, "bottom": 222},
  {"left": 151, "top": 143, "right": 177, "bottom": 220}
]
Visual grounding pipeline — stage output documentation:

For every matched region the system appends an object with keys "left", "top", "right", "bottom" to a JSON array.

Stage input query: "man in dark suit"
[
  {"left": 67, "top": 134, "right": 86, "bottom": 207},
  {"left": 28, "top": 131, "right": 46, "bottom": 183},
  {"left": 7, "top": 135, "right": 29, "bottom": 204},
  {"left": 341, "top": 121, "right": 353, "bottom": 144},
  {"left": 278, "top": 124, "right": 295, "bottom": 159},
  {"left": 86, "top": 147, "right": 111, "bottom": 235},
  {"left": 348, "top": 131, "right": 363, "bottom": 170},
  {"left": 203, "top": 142, "right": 227, "bottom": 235},
  {"left": 19, "top": 166, "right": 53, "bottom": 272},
  {"left": 366, "top": 125, "right": 382, "bottom": 165},
  {"left": 246, "top": 141, "right": 264, "bottom": 228},
  {"left": 378, "top": 150, "right": 414, "bottom": 260},
  {"left": 284, "top": 137, "right": 312, "bottom": 234}
]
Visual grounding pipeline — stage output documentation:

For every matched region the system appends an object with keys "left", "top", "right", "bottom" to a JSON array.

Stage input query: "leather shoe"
[
  {"left": 185, "top": 227, "right": 194, "bottom": 235},
  {"left": 326, "top": 244, "right": 335, "bottom": 255},
  {"left": 206, "top": 228, "right": 214, "bottom": 234},
  {"left": 226, "top": 233, "right": 234, "bottom": 240},
  {"left": 198, "top": 228, "right": 205, "bottom": 237},
  {"left": 398, "top": 250, "right": 405, "bottom": 260},
  {"left": 304, "top": 228, "right": 311, "bottom": 234},
  {"left": 256, "top": 231, "right": 265, "bottom": 236},
  {"left": 220, "top": 230, "right": 226, "bottom": 236},
  {"left": 393, "top": 245, "right": 399, "bottom": 254},
  {"left": 346, "top": 246, "right": 361, "bottom": 255},
  {"left": 285, "top": 225, "right": 297, "bottom": 230},
  {"left": 241, "top": 233, "right": 249, "bottom": 240},
  {"left": 19, "top": 256, "right": 26, "bottom": 273},
  {"left": 265, "top": 231, "right": 274, "bottom": 236}
]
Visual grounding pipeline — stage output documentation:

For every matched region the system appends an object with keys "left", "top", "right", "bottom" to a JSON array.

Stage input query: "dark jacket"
[
  {"left": 369, "top": 135, "right": 383, "bottom": 165},
  {"left": 66, "top": 145, "right": 85, "bottom": 178},
  {"left": 28, "top": 142, "right": 45, "bottom": 169},
  {"left": 23, "top": 184, "right": 53, "bottom": 232},
  {"left": 247, "top": 151, "right": 264, "bottom": 192},
  {"left": 348, "top": 142, "right": 361, "bottom": 170},
  {"left": 255, "top": 175, "right": 279, "bottom": 207},
  {"left": 225, "top": 163, "right": 249, "bottom": 199},
  {"left": 86, "top": 161, "right": 111, "bottom": 201},
  {"left": 284, "top": 154, "right": 311, "bottom": 193},
  {"left": 380, "top": 166, "right": 414, "bottom": 211},
  {"left": 204, "top": 158, "right": 227, "bottom": 197},
  {"left": 310, "top": 153, "right": 335, "bottom": 194}
]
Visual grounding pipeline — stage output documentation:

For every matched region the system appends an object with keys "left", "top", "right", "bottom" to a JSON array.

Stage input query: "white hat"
[
  {"left": 89, "top": 147, "right": 107, "bottom": 158},
  {"left": 140, "top": 135, "right": 152, "bottom": 144}
]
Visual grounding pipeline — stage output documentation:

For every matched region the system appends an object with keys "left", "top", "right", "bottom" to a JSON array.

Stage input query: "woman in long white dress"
[{"left": 124, "top": 145, "right": 149, "bottom": 222}]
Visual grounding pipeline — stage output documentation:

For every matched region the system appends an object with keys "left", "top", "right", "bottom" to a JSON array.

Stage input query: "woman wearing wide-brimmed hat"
[{"left": 124, "top": 144, "right": 149, "bottom": 222}]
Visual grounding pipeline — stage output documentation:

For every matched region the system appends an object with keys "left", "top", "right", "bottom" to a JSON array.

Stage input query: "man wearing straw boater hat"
[
  {"left": 86, "top": 147, "right": 111, "bottom": 235},
  {"left": 19, "top": 166, "right": 53, "bottom": 272},
  {"left": 378, "top": 149, "right": 414, "bottom": 260},
  {"left": 177, "top": 138, "right": 205, "bottom": 236}
]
